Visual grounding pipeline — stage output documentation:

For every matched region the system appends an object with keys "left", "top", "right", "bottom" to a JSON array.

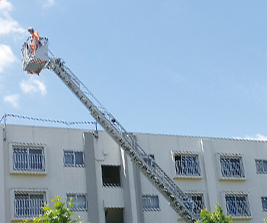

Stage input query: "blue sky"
[{"left": 0, "top": 0, "right": 267, "bottom": 139}]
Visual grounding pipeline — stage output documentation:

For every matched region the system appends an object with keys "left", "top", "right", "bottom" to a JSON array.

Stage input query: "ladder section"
[{"left": 47, "top": 57, "right": 201, "bottom": 223}]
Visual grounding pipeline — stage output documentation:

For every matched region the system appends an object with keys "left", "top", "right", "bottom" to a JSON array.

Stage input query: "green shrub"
[
  {"left": 196, "top": 204, "right": 233, "bottom": 223},
  {"left": 24, "top": 196, "right": 84, "bottom": 223}
]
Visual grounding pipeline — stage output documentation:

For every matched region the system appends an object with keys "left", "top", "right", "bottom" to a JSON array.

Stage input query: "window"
[
  {"left": 262, "top": 197, "right": 267, "bottom": 211},
  {"left": 105, "top": 208, "right": 123, "bottom": 223},
  {"left": 174, "top": 154, "right": 201, "bottom": 176},
  {"left": 225, "top": 195, "right": 251, "bottom": 217},
  {"left": 256, "top": 159, "right": 267, "bottom": 174},
  {"left": 14, "top": 192, "right": 45, "bottom": 218},
  {"left": 185, "top": 194, "right": 205, "bottom": 216},
  {"left": 13, "top": 147, "right": 45, "bottom": 171},
  {"left": 220, "top": 156, "right": 245, "bottom": 178},
  {"left": 102, "top": 165, "right": 121, "bottom": 187},
  {"left": 142, "top": 195, "right": 160, "bottom": 211},
  {"left": 64, "top": 151, "right": 84, "bottom": 167},
  {"left": 67, "top": 194, "right": 87, "bottom": 211}
]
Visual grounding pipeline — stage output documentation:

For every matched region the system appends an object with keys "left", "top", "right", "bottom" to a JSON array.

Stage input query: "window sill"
[
  {"left": 174, "top": 175, "right": 202, "bottom": 180},
  {"left": 12, "top": 217, "right": 34, "bottom": 222},
  {"left": 219, "top": 177, "right": 246, "bottom": 181},
  {"left": 10, "top": 170, "right": 47, "bottom": 175},
  {"left": 231, "top": 215, "right": 252, "bottom": 220}
]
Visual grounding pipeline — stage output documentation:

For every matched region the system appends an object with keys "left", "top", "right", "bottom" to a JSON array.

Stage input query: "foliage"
[
  {"left": 24, "top": 196, "right": 83, "bottom": 223},
  {"left": 196, "top": 204, "right": 233, "bottom": 223}
]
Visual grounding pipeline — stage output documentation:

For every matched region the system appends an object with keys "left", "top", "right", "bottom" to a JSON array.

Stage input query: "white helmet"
[{"left": 28, "top": 27, "right": 34, "bottom": 31}]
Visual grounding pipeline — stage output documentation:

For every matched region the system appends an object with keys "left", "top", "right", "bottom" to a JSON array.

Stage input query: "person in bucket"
[{"left": 28, "top": 27, "right": 40, "bottom": 54}]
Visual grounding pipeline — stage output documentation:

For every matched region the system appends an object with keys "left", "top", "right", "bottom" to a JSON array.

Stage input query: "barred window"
[
  {"left": 185, "top": 194, "right": 205, "bottom": 216},
  {"left": 174, "top": 154, "right": 201, "bottom": 176},
  {"left": 67, "top": 194, "right": 87, "bottom": 211},
  {"left": 13, "top": 147, "right": 45, "bottom": 171},
  {"left": 64, "top": 151, "right": 84, "bottom": 167},
  {"left": 262, "top": 197, "right": 267, "bottom": 211},
  {"left": 142, "top": 195, "right": 160, "bottom": 211},
  {"left": 220, "top": 156, "right": 245, "bottom": 178},
  {"left": 225, "top": 195, "right": 251, "bottom": 217},
  {"left": 255, "top": 159, "right": 267, "bottom": 174},
  {"left": 14, "top": 193, "right": 45, "bottom": 218}
]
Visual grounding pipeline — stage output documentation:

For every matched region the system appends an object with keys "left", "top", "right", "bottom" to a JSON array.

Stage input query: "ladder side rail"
[
  {"left": 150, "top": 160, "right": 197, "bottom": 213},
  {"left": 135, "top": 143, "right": 198, "bottom": 213},
  {"left": 52, "top": 57, "right": 126, "bottom": 132},
  {"left": 47, "top": 57, "right": 200, "bottom": 223},
  {"left": 134, "top": 142, "right": 195, "bottom": 206},
  {"left": 124, "top": 143, "right": 199, "bottom": 223},
  {"left": 63, "top": 61, "right": 137, "bottom": 140},
  {"left": 47, "top": 58, "right": 135, "bottom": 149},
  {"left": 48, "top": 57, "right": 144, "bottom": 151}
]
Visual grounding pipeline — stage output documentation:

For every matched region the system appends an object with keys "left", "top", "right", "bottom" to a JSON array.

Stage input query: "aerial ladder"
[{"left": 21, "top": 35, "right": 201, "bottom": 223}]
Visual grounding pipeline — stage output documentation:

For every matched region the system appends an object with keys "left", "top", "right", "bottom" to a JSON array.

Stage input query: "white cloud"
[
  {"left": 42, "top": 0, "right": 55, "bottom": 8},
  {"left": 0, "top": 0, "right": 25, "bottom": 35},
  {"left": 238, "top": 134, "right": 267, "bottom": 141},
  {"left": 0, "top": 44, "right": 17, "bottom": 73},
  {"left": 20, "top": 76, "right": 47, "bottom": 96},
  {"left": 4, "top": 94, "right": 20, "bottom": 108}
]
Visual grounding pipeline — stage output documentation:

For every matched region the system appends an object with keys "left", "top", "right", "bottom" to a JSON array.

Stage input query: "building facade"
[{"left": 1, "top": 124, "right": 267, "bottom": 223}]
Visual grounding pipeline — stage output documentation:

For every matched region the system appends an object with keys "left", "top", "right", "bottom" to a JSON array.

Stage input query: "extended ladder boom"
[
  {"left": 46, "top": 57, "right": 201, "bottom": 223},
  {"left": 21, "top": 36, "right": 201, "bottom": 222}
]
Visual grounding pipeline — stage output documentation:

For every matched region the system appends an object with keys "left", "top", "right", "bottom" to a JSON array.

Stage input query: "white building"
[{"left": 1, "top": 124, "right": 267, "bottom": 223}]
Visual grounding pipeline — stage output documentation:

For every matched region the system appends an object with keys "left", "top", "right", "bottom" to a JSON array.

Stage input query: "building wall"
[
  {"left": 202, "top": 138, "right": 267, "bottom": 223},
  {"left": 0, "top": 125, "right": 6, "bottom": 221},
  {"left": 84, "top": 131, "right": 143, "bottom": 223},
  {"left": 1, "top": 124, "right": 267, "bottom": 222},
  {"left": 2, "top": 125, "right": 88, "bottom": 222},
  {"left": 137, "top": 134, "right": 267, "bottom": 223}
]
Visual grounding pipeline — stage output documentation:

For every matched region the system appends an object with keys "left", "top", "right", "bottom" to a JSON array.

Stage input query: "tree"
[
  {"left": 24, "top": 196, "right": 83, "bottom": 223},
  {"left": 196, "top": 204, "right": 233, "bottom": 223}
]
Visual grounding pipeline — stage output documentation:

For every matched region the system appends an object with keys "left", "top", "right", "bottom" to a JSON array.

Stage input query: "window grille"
[
  {"left": 255, "top": 159, "right": 267, "bottom": 174},
  {"left": 185, "top": 194, "right": 205, "bottom": 215},
  {"left": 142, "top": 195, "right": 160, "bottom": 211},
  {"left": 225, "top": 195, "right": 251, "bottom": 217},
  {"left": 174, "top": 154, "right": 201, "bottom": 176},
  {"left": 220, "top": 156, "right": 245, "bottom": 178},
  {"left": 64, "top": 151, "right": 84, "bottom": 167},
  {"left": 262, "top": 197, "right": 267, "bottom": 211},
  {"left": 14, "top": 193, "right": 45, "bottom": 218},
  {"left": 67, "top": 194, "right": 87, "bottom": 211},
  {"left": 13, "top": 147, "right": 45, "bottom": 171}
]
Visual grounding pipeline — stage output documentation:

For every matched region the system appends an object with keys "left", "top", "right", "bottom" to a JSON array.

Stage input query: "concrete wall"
[
  {"left": 3, "top": 125, "right": 88, "bottom": 222},
  {"left": 137, "top": 133, "right": 267, "bottom": 223},
  {"left": 85, "top": 131, "right": 144, "bottom": 223},
  {"left": 2, "top": 124, "right": 267, "bottom": 223},
  {"left": 202, "top": 138, "right": 267, "bottom": 223},
  {"left": 0, "top": 126, "right": 7, "bottom": 222},
  {"left": 137, "top": 134, "right": 205, "bottom": 223}
]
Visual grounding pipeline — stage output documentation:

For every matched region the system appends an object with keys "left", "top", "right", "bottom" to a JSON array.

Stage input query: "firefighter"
[{"left": 28, "top": 27, "right": 40, "bottom": 54}]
